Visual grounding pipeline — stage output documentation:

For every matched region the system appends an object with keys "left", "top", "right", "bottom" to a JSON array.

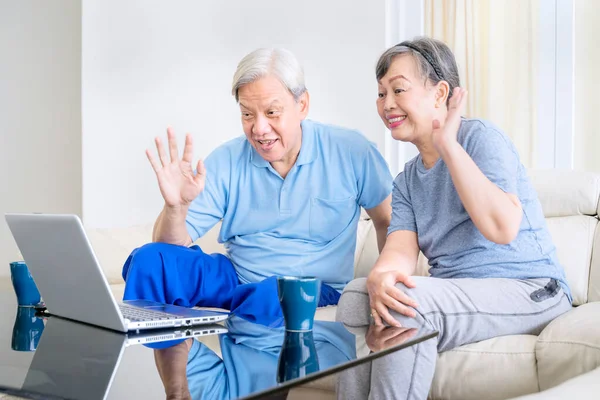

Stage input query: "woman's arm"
[
  {"left": 433, "top": 88, "right": 522, "bottom": 245},
  {"left": 440, "top": 143, "right": 522, "bottom": 244},
  {"left": 367, "top": 229, "right": 420, "bottom": 326}
]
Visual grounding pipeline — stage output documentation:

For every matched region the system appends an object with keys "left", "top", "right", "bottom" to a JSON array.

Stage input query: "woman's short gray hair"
[
  {"left": 231, "top": 48, "right": 307, "bottom": 102},
  {"left": 376, "top": 37, "right": 460, "bottom": 104}
]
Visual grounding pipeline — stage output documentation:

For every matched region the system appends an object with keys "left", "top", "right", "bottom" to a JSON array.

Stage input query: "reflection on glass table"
[
  {"left": 0, "top": 310, "right": 436, "bottom": 400},
  {"left": 174, "top": 316, "right": 437, "bottom": 400},
  {"left": 13, "top": 315, "right": 225, "bottom": 400},
  {"left": 11, "top": 307, "right": 46, "bottom": 352}
]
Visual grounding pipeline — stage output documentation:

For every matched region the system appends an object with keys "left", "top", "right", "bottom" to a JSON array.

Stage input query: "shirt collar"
[{"left": 249, "top": 119, "right": 317, "bottom": 168}]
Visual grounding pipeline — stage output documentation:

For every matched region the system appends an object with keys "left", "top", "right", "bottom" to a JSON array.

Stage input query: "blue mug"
[
  {"left": 10, "top": 261, "right": 41, "bottom": 306},
  {"left": 277, "top": 276, "right": 321, "bottom": 331},
  {"left": 277, "top": 330, "right": 320, "bottom": 383},
  {"left": 12, "top": 307, "right": 45, "bottom": 351}
]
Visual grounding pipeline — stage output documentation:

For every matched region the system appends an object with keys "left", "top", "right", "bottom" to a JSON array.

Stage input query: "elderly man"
[{"left": 122, "top": 47, "right": 392, "bottom": 397}]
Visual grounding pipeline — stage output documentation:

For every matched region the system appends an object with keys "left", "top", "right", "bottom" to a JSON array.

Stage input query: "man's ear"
[
  {"left": 298, "top": 91, "right": 310, "bottom": 118},
  {"left": 435, "top": 81, "right": 450, "bottom": 108}
]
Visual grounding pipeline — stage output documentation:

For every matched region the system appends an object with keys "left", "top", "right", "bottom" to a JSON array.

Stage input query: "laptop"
[
  {"left": 21, "top": 315, "right": 227, "bottom": 400},
  {"left": 5, "top": 213, "right": 229, "bottom": 332}
]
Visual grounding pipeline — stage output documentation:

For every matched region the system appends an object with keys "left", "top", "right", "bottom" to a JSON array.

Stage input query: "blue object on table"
[
  {"left": 277, "top": 276, "right": 321, "bottom": 331},
  {"left": 10, "top": 261, "right": 41, "bottom": 306},
  {"left": 277, "top": 330, "right": 320, "bottom": 383},
  {"left": 11, "top": 306, "right": 45, "bottom": 351}
]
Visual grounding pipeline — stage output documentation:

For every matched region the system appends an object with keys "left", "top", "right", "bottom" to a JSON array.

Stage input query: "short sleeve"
[
  {"left": 185, "top": 149, "right": 229, "bottom": 241},
  {"left": 463, "top": 123, "right": 519, "bottom": 194},
  {"left": 388, "top": 173, "right": 417, "bottom": 235},
  {"left": 355, "top": 140, "right": 393, "bottom": 210}
]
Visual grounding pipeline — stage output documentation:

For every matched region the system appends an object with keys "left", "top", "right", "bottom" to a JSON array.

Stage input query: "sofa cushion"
[
  {"left": 528, "top": 169, "right": 600, "bottom": 218},
  {"left": 545, "top": 216, "right": 597, "bottom": 305},
  {"left": 535, "top": 302, "right": 600, "bottom": 391},
  {"left": 507, "top": 366, "right": 600, "bottom": 400},
  {"left": 429, "top": 335, "right": 539, "bottom": 400}
]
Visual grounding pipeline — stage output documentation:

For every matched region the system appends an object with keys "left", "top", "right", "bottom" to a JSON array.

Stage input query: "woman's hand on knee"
[{"left": 366, "top": 268, "right": 419, "bottom": 327}]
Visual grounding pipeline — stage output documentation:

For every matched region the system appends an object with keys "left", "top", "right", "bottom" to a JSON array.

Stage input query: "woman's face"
[{"left": 376, "top": 54, "right": 440, "bottom": 143}]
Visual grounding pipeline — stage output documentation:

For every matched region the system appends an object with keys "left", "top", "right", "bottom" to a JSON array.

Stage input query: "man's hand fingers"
[
  {"left": 194, "top": 159, "right": 206, "bottom": 186},
  {"left": 146, "top": 149, "right": 162, "bottom": 173},
  {"left": 182, "top": 133, "right": 194, "bottom": 163},
  {"left": 167, "top": 127, "right": 179, "bottom": 163},
  {"left": 155, "top": 137, "right": 169, "bottom": 167}
]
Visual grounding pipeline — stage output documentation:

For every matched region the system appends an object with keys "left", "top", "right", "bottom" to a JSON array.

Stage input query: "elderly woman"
[{"left": 336, "top": 37, "right": 572, "bottom": 400}]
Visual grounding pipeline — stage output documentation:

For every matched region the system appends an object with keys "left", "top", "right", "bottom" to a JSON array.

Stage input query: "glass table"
[{"left": 0, "top": 281, "right": 438, "bottom": 399}]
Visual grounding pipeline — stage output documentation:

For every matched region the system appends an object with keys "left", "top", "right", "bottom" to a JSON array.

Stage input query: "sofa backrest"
[
  {"left": 354, "top": 169, "right": 600, "bottom": 306},
  {"left": 87, "top": 169, "right": 600, "bottom": 306},
  {"left": 530, "top": 169, "right": 600, "bottom": 305}
]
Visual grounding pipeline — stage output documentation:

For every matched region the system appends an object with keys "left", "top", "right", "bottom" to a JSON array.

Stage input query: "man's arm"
[
  {"left": 152, "top": 205, "right": 193, "bottom": 246},
  {"left": 154, "top": 339, "right": 194, "bottom": 400},
  {"left": 365, "top": 195, "right": 392, "bottom": 253}
]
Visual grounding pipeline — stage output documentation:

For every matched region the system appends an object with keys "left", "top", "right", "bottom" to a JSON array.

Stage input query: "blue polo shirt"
[{"left": 186, "top": 119, "right": 392, "bottom": 290}]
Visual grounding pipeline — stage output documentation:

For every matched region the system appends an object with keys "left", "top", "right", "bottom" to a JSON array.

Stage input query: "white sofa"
[{"left": 84, "top": 169, "right": 600, "bottom": 399}]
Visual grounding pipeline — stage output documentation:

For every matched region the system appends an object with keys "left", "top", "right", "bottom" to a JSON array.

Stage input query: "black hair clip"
[{"left": 398, "top": 42, "right": 445, "bottom": 82}]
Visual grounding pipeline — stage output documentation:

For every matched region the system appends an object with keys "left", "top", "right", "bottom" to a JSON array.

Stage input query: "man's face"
[{"left": 238, "top": 75, "right": 309, "bottom": 166}]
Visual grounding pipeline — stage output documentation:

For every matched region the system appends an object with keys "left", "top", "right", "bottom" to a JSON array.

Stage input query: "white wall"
[
  {"left": 82, "top": 0, "right": 387, "bottom": 229},
  {"left": 0, "top": 1, "right": 82, "bottom": 279},
  {"left": 573, "top": 0, "right": 600, "bottom": 172}
]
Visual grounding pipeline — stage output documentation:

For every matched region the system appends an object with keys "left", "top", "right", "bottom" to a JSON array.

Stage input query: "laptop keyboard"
[{"left": 119, "top": 304, "right": 181, "bottom": 322}]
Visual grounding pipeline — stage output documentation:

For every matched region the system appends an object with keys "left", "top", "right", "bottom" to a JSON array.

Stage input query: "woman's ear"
[{"left": 434, "top": 81, "right": 450, "bottom": 108}]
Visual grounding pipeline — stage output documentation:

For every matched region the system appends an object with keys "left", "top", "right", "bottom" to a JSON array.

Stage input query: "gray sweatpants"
[{"left": 335, "top": 276, "right": 572, "bottom": 400}]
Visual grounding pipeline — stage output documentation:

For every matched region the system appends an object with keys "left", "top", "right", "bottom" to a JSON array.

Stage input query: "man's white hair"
[{"left": 231, "top": 48, "right": 306, "bottom": 102}]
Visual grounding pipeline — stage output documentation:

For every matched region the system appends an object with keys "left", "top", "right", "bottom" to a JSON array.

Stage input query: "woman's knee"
[{"left": 336, "top": 278, "right": 371, "bottom": 326}]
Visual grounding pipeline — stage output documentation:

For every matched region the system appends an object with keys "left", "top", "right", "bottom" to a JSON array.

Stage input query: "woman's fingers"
[
  {"left": 449, "top": 87, "right": 468, "bottom": 114},
  {"left": 370, "top": 306, "right": 384, "bottom": 326},
  {"left": 397, "top": 273, "right": 417, "bottom": 288},
  {"left": 374, "top": 301, "right": 402, "bottom": 327},
  {"left": 381, "top": 291, "right": 417, "bottom": 319},
  {"left": 388, "top": 285, "right": 418, "bottom": 309}
]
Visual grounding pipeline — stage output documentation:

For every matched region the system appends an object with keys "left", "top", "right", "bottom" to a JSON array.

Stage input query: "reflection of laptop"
[
  {"left": 5, "top": 213, "right": 229, "bottom": 332},
  {"left": 21, "top": 316, "right": 227, "bottom": 400}
]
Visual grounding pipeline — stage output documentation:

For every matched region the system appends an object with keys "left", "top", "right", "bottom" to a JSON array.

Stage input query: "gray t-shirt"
[{"left": 389, "top": 118, "right": 571, "bottom": 301}]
